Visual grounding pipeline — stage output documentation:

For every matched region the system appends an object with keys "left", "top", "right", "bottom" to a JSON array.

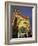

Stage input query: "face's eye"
[{"left": 23, "top": 22, "right": 27, "bottom": 24}]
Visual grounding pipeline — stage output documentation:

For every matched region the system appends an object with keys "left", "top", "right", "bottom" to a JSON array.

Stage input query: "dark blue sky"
[{"left": 11, "top": 6, "right": 32, "bottom": 24}]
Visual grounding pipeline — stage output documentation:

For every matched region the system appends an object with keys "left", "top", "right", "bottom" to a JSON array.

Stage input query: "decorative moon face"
[{"left": 17, "top": 16, "right": 30, "bottom": 32}]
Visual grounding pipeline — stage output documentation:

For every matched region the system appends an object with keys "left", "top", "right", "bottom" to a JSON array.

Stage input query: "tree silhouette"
[{"left": 12, "top": 17, "right": 18, "bottom": 38}]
